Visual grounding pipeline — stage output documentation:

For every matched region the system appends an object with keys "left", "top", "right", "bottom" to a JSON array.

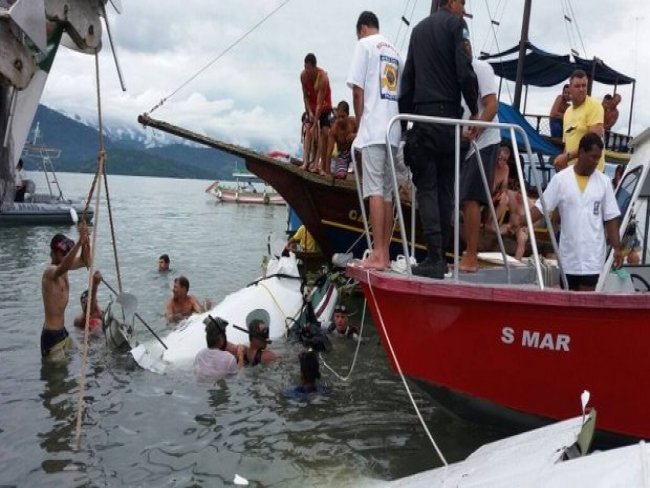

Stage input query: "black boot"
[{"left": 412, "top": 249, "right": 446, "bottom": 279}]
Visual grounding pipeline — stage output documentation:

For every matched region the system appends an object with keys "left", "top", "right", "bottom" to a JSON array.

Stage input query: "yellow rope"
[{"left": 258, "top": 282, "right": 288, "bottom": 319}]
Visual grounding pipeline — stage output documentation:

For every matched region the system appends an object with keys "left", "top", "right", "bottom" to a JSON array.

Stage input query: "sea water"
[{"left": 0, "top": 173, "right": 500, "bottom": 486}]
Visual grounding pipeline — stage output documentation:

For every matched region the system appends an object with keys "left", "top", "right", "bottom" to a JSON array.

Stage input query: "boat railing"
[{"left": 358, "top": 114, "right": 570, "bottom": 290}]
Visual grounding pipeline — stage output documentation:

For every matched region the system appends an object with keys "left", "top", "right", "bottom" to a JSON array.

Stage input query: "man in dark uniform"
[{"left": 399, "top": 0, "right": 479, "bottom": 278}]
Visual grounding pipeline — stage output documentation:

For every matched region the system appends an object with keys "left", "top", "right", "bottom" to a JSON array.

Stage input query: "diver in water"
[
  {"left": 244, "top": 319, "right": 277, "bottom": 366},
  {"left": 194, "top": 316, "right": 244, "bottom": 380}
]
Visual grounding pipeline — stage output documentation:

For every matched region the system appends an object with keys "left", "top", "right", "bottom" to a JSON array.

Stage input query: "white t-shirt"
[
  {"left": 535, "top": 167, "right": 620, "bottom": 275},
  {"left": 194, "top": 347, "right": 238, "bottom": 381},
  {"left": 346, "top": 33, "right": 402, "bottom": 148},
  {"left": 462, "top": 59, "right": 500, "bottom": 153}
]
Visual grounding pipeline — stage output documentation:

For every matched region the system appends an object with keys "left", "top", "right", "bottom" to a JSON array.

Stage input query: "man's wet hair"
[
  {"left": 50, "top": 234, "right": 74, "bottom": 254},
  {"left": 175, "top": 276, "right": 190, "bottom": 291},
  {"left": 299, "top": 350, "right": 321, "bottom": 383},
  {"left": 205, "top": 316, "right": 228, "bottom": 349},
  {"left": 304, "top": 53, "right": 316, "bottom": 67},
  {"left": 159, "top": 254, "right": 170, "bottom": 264},
  {"left": 337, "top": 101, "right": 350, "bottom": 114},
  {"left": 603, "top": 94, "right": 613, "bottom": 102},
  {"left": 356, "top": 11, "right": 379, "bottom": 33},
  {"left": 578, "top": 132, "right": 604, "bottom": 152}
]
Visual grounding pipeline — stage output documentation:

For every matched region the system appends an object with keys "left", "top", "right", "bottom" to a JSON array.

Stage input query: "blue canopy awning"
[
  {"left": 497, "top": 102, "right": 560, "bottom": 156},
  {"left": 482, "top": 43, "right": 635, "bottom": 87}
]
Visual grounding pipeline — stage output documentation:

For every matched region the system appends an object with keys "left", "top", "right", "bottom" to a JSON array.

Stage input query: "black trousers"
[{"left": 404, "top": 103, "right": 461, "bottom": 254}]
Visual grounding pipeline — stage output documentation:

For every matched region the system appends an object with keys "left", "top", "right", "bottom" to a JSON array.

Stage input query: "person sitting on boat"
[
  {"left": 603, "top": 93, "right": 621, "bottom": 131},
  {"left": 165, "top": 276, "right": 203, "bottom": 324},
  {"left": 158, "top": 254, "right": 170, "bottom": 273},
  {"left": 529, "top": 133, "right": 623, "bottom": 291},
  {"left": 244, "top": 319, "right": 277, "bottom": 366},
  {"left": 491, "top": 145, "right": 512, "bottom": 215},
  {"left": 287, "top": 224, "right": 317, "bottom": 253},
  {"left": 73, "top": 270, "right": 103, "bottom": 332},
  {"left": 194, "top": 316, "right": 244, "bottom": 381},
  {"left": 300, "top": 53, "right": 333, "bottom": 174},
  {"left": 14, "top": 159, "right": 27, "bottom": 203},
  {"left": 554, "top": 70, "right": 605, "bottom": 173},
  {"left": 41, "top": 227, "right": 91, "bottom": 361},
  {"left": 549, "top": 84, "right": 570, "bottom": 138},
  {"left": 326, "top": 101, "right": 358, "bottom": 179},
  {"left": 327, "top": 304, "right": 359, "bottom": 341}
]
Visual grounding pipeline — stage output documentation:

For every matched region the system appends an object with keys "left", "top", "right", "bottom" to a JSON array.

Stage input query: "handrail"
[{"left": 381, "top": 114, "right": 568, "bottom": 290}]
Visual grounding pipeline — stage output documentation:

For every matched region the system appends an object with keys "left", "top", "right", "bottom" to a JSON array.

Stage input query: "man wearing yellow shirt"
[
  {"left": 288, "top": 225, "right": 317, "bottom": 252},
  {"left": 553, "top": 69, "right": 605, "bottom": 173}
]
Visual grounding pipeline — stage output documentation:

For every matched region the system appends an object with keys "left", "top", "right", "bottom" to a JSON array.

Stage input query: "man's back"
[{"left": 400, "top": 9, "right": 478, "bottom": 115}]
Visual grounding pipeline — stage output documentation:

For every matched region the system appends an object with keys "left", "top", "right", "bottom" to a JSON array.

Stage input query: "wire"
[
  {"left": 566, "top": 0, "right": 587, "bottom": 57},
  {"left": 366, "top": 270, "right": 448, "bottom": 466},
  {"left": 148, "top": 0, "right": 292, "bottom": 114}
]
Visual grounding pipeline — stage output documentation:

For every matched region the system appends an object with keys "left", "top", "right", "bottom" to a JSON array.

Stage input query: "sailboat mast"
[{"left": 513, "top": 0, "right": 532, "bottom": 110}]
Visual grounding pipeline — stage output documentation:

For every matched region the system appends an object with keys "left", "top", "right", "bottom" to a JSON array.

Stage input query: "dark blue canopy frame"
[
  {"left": 482, "top": 42, "right": 636, "bottom": 136},
  {"left": 481, "top": 42, "right": 635, "bottom": 86}
]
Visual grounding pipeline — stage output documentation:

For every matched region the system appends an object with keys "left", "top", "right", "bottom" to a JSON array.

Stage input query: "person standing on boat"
[
  {"left": 458, "top": 48, "right": 501, "bottom": 273},
  {"left": 300, "top": 53, "right": 333, "bottom": 175},
  {"left": 326, "top": 101, "right": 358, "bottom": 179},
  {"left": 347, "top": 10, "right": 402, "bottom": 270},
  {"left": 554, "top": 70, "right": 605, "bottom": 173},
  {"left": 14, "top": 159, "right": 27, "bottom": 203},
  {"left": 399, "top": 0, "right": 479, "bottom": 278},
  {"left": 165, "top": 276, "right": 203, "bottom": 324},
  {"left": 529, "top": 133, "right": 623, "bottom": 291},
  {"left": 41, "top": 228, "right": 90, "bottom": 360},
  {"left": 549, "top": 84, "right": 570, "bottom": 138}
]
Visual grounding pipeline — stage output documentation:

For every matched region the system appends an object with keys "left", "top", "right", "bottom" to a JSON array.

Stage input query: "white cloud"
[{"left": 40, "top": 0, "right": 650, "bottom": 152}]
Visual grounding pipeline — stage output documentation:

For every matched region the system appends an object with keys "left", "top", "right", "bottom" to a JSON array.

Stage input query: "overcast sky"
[{"left": 41, "top": 0, "right": 649, "bottom": 153}]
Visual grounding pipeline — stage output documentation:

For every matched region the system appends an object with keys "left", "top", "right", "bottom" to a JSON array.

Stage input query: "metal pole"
[
  {"left": 513, "top": 0, "right": 532, "bottom": 110},
  {"left": 628, "top": 80, "right": 636, "bottom": 138}
]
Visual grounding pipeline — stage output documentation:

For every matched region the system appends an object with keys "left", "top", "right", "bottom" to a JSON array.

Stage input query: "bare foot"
[
  {"left": 459, "top": 252, "right": 478, "bottom": 273},
  {"left": 361, "top": 253, "right": 389, "bottom": 270}
]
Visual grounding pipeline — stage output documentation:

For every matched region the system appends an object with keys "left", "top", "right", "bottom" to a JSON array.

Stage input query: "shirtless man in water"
[
  {"left": 165, "top": 276, "right": 203, "bottom": 324},
  {"left": 325, "top": 101, "right": 357, "bottom": 179},
  {"left": 73, "top": 270, "right": 103, "bottom": 332},
  {"left": 41, "top": 227, "right": 90, "bottom": 360}
]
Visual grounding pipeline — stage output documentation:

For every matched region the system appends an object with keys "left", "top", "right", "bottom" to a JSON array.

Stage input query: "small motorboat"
[
  {"left": 205, "top": 168, "right": 285, "bottom": 206},
  {"left": 0, "top": 123, "right": 92, "bottom": 225}
]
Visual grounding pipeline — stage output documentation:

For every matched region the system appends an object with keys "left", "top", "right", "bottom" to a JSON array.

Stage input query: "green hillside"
[{"left": 27, "top": 105, "right": 243, "bottom": 180}]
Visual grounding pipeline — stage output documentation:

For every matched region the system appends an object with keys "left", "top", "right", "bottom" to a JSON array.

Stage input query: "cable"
[
  {"left": 148, "top": 0, "right": 292, "bottom": 114},
  {"left": 566, "top": 0, "right": 587, "bottom": 58},
  {"left": 366, "top": 270, "right": 448, "bottom": 466}
]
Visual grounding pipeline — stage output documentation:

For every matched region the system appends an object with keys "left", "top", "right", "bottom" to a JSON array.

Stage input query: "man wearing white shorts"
[{"left": 347, "top": 11, "right": 402, "bottom": 270}]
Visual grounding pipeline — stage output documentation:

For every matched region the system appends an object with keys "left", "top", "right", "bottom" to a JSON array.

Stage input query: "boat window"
[
  {"left": 616, "top": 166, "right": 642, "bottom": 217},
  {"left": 635, "top": 198, "right": 650, "bottom": 266}
]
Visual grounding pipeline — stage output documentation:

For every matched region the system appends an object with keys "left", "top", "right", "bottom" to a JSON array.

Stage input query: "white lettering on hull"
[{"left": 501, "top": 327, "right": 570, "bottom": 352}]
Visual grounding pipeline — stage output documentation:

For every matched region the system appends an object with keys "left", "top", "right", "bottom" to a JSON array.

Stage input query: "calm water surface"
[{"left": 0, "top": 173, "right": 501, "bottom": 487}]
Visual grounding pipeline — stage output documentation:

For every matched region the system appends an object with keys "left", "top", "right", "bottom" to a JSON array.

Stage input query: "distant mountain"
[{"left": 24, "top": 105, "right": 243, "bottom": 180}]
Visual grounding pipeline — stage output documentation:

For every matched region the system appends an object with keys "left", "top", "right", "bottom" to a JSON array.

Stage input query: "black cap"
[
  {"left": 334, "top": 304, "right": 348, "bottom": 314},
  {"left": 204, "top": 315, "right": 228, "bottom": 335}
]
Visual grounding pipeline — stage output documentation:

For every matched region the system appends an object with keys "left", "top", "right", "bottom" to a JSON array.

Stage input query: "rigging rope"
[
  {"left": 366, "top": 269, "right": 448, "bottom": 466},
  {"left": 147, "top": 0, "right": 292, "bottom": 115},
  {"left": 566, "top": 0, "right": 587, "bottom": 57},
  {"left": 73, "top": 53, "right": 107, "bottom": 448}
]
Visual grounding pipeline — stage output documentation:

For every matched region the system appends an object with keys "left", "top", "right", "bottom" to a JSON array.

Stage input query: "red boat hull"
[{"left": 347, "top": 264, "right": 650, "bottom": 439}]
